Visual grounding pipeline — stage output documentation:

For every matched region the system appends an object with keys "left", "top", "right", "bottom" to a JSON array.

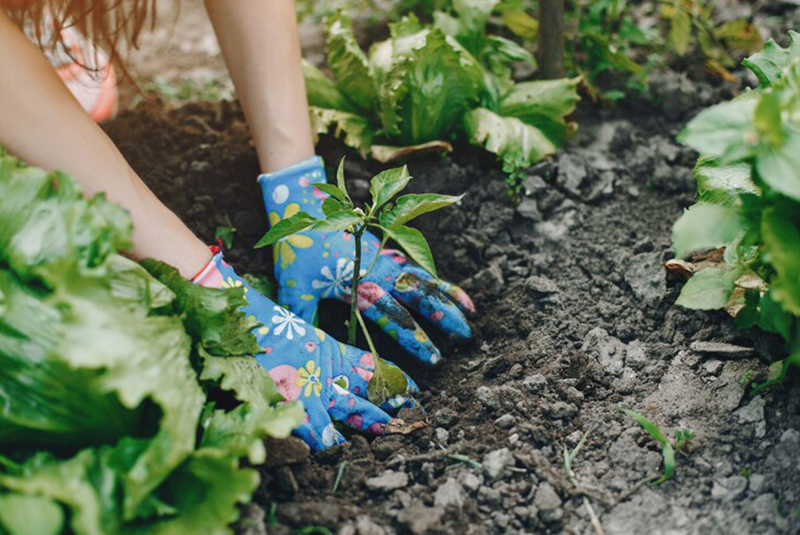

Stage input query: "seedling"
[
  {"left": 673, "top": 428, "right": 694, "bottom": 452},
  {"left": 257, "top": 158, "right": 462, "bottom": 402},
  {"left": 620, "top": 408, "right": 675, "bottom": 485}
]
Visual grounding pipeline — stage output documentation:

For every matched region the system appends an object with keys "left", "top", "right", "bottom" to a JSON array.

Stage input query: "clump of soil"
[{"left": 104, "top": 72, "right": 800, "bottom": 534}]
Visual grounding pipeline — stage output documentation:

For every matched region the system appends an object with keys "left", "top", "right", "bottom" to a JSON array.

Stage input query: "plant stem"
[
  {"left": 538, "top": 0, "right": 565, "bottom": 79},
  {"left": 356, "top": 308, "right": 380, "bottom": 360},
  {"left": 348, "top": 228, "right": 363, "bottom": 346}
]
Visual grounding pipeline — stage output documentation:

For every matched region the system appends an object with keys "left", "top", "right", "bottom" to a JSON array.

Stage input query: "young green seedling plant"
[
  {"left": 257, "top": 158, "right": 462, "bottom": 402},
  {"left": 621, "top": 408, "right": 678, "bottom": 485}
]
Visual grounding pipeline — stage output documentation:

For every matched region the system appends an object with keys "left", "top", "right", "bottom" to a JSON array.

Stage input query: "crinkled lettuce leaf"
[
  {"left": 499, "top": 77, "right": 581, "bottom": 143},
  {"left": 742, "top": 30, "right": 800, "bottom": 88},
  {"left": 463, "top": 107, "right": 557, "bottom": 174},
  {"left": 327, "top": 14, "right": 379, "bottom": 112},
  {"left": 0, "top": 151, "right": 304, "bottom": 534}
]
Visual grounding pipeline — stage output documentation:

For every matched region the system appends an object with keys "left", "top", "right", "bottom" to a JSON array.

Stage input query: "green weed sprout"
[{"left": 620, "top": 408, "right": 678, "bottom": 485}]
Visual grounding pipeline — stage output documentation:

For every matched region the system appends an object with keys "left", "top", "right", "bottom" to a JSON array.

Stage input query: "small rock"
[
  {"left": 522, "top": 175, "right": 547, "bottom": 195},
  {"left": 476, "top": 386, "right": 498, "bottom": 409},
  {"left": 275, "top": 466, "right": 299, "bottom": 495},
  {"left": 711, "top": 475, "right": 748, "bottom": 501},
  {"left": 582, "top": 328, "right": 625, "bottom": 377},
  {"left": 533, "top": 482, "right": 562, "bottom": 510},
  {"left": 434, "top": 408, "right": 458, "bottom": 428},
  {"left": 355, "top": 515, "right": 386, "bottom": 535},
  {"left": 365, "top": 470, "right": 409, "bottom": 492},
  {"left": 525, "top": 275, "right": 559, "bottom": 294},
  {"left": 264, "top": 437, "right": 310, "bottom": 467},
  {"left": 483, "top": 448, "right": 514, "bottom": 480},
  {"left": 435, "top": 427, "right": 449, "bottom": 444},
  {"left": 625, "top": 340, "right": 649, "bottom": 370},
  {"left": 495, "top": 414, "right": 516, "bottom": 429},
  {"left": 557, "top": 153, "right": 587, "bottom": 193},
  {"left": 478, "top": 486, "right": 502, "bottom": 506},
  {"left": 397, "top": 504, "right": 444, "bottom": 535},
  {"left": 458, "top": 471, "right": 482, "bottom": 492},
  {"left": 434, "top": 478, "right": 464, "bottom": 509},
  {"left": 522, "top": 374, "right": 547, "bottom": 394},
  {"left": 734, "top": 396, "right": 766, "bottom": 424},
  {"left": 702, "top": 359, "right": 724, "bottom": 376},
  {"left": 473, "top": 264, "right": 504, "bottom": 297},
  {"left": 624, "top": 252, "right": 667, "bottom": 307},
  {"left": 545, "top": 401, "right": 578, "bottom": 419},
  {"left": 516, "top": 197, "right": 542, "bottom": 221},
  {"left": 749, "top": 474, "right": 766, "bottom": 494},
  {"left": 690, "top": 341, "right": 753, "bottom": 358}
]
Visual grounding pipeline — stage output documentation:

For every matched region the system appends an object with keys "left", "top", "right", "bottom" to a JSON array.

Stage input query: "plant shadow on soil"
[{"left": 104, "top": 84, "right": 800, "bottom": 535}]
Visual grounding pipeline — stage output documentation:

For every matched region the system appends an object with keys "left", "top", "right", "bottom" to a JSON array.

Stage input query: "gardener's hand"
[
  {"left": 259, "top": 157, "right": 474, "bottom": 365},
  {"left": 195, "top": 251, "right": 418, "bottom": 451}
]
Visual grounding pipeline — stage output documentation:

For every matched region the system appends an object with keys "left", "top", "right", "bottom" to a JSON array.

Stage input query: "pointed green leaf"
[
  {"left": 381, "top": 224, "right": 437, "bottom": 276},
  {"left": 675, "top": 267, "right": 741, "bottom": 310},
  {"left": 381, "top": 193, "right": 463, "bottom": 228},
  {"left": 312, "top": 210, "right": 363, "bottom": 232},
  {"left": 314, "top": 183, "right": 347, "bottom": 202},
  {"left": 370, "top": 166, "right": 412, "bottom": 210},
  {"left": 255, "top": 212, "right": 317, "bottom": 248},
  {"left": 322, "top": 197, "right": 345, "bottom": 217},
  {"left": 672, "top": 203, "right": 743, "bottom": 258},
  {"left": 336, "top": 156, "right": 348, "bottom": 195},
  {"left": 678, "top": 97, "right": 758, "bottom": 160},
  {"left": 761, "top": 204, "right": 800, "bottom": 315}
]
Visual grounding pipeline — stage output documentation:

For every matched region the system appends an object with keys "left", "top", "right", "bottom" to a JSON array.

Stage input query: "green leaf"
[
  {"left": 302, "top": 61, "right": 356, "bottom": 112},
  {"left": 758, "top": 290, "right": 794, "bottom": 341},
  {"left": 314, "top": 183, "right": 348, "bottom": 203},
  {"left": 761, "top": 204, "right": 800, "bottom": 315},
  {"left": 381, "top": 225, "right": 437, "bottom": 276},
  {"left": 501, "top": 10, "right": 538, "bottom": 40},
  {"left": 369, "top": 165, "right": 412, "bottom": 210},
  {"left": 694, "top": 157, "right": 758, "bottom": 206},
  {"left": 380, "top": 193, "right": 463, "bottom": 228},
  {"left": 675, "top": 267, "right": 741, "bottom": 310},
  {"left": 464, "top": 107, "right": 557, "bottom": 173},
  {"left": 672, "top": 203, "right": 743, "bottom": 258},
  {"left": 742, "top": 31, "right": 800, "bottom": 88},
  {"left": 0, "top": 493, "right": 63, "bottom": 535},
  {"left": 714, "top": 20, "right": 762, "bottom": 53},
  {"left": 498, "top": 77, "right": 581, "bottom": 143},
  {"left": 378, "top": 29, "right": 484, "bottom": 145},
  {"left": 255, "top": 212, "right": 317, "bottom": 248},
  {"left": 336, "top": 156, "right": 349, "bottom": 196},
  {"left": 312, "top": 210, "right": 363, "bottom": 232},
  {"left": 620, "top": 408, "right": 674, "bottom": 485},
  {"left": 143, "top": 261, "right": 262, "bottom": 357},
  {"left": 756, "top": 128, "right": 800, "bottom": 203},
  {"left": 322, "top": 197, "right": 345, "bottom": 217},
  {"left": 309, "top": 107, "right": 375, "bottom": 153},
  {"left": 327, "top": 14, "right": 378, "bottom": 112},
  {"left": 668, "top": 6, "right": 691, "bottom": 56},
  {"left": 678, "top": 98, "right": 758, "bottom": 160}
]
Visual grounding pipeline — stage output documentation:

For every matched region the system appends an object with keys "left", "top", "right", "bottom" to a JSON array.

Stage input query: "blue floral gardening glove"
[
  {"left": 194, "top": 251, "right": 419, "bottom": 451},
  {"left": 258, "top": 157, "right": 475, "bottom": 365}
]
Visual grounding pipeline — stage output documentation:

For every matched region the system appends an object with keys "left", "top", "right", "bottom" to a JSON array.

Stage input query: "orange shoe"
[{"left": 26, "top": 21, "right": 119, "bottom": 123}]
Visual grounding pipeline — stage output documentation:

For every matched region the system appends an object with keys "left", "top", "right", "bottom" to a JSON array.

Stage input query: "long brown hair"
[{"left": 5, "top": 0, "right": 161, "bottom": 69}]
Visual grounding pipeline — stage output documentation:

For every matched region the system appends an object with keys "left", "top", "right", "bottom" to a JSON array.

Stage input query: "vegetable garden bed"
[{"left": 100, "top": 79, "right": 800, "bottom": 533}]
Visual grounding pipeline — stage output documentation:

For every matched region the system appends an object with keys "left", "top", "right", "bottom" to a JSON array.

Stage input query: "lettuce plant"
[
  {"left": 671, "top": 32, "right": 800, "bottom": 389},
  {"left": 306, "top": 7, "right": 580, "bottom": 176},
  {"left": 0, "top": 151, "right": 304, "bottom": 535}
]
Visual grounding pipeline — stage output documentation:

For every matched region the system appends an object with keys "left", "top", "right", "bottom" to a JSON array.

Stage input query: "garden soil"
[{"left": 103, "top": 78, "right": 800, "bottom": 534}]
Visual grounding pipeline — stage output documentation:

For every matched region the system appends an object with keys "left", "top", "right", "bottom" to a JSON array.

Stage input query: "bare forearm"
[
  {"left": 0, "top": 11, "right": 210, "bottom": 277},
  {"left": 204, "top": 0, "right": 314, "bottom": 173}
]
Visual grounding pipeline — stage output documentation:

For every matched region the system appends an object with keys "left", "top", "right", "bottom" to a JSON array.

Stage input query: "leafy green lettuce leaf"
[
  {"left": 463, "top": 107, "right": 557, "bottom": 174},
  {"left": 327, "top": 14, "right": 379, "bottom": 112},
  {"left": 499, "top": 77, "right": 581, "bottom": 143}
]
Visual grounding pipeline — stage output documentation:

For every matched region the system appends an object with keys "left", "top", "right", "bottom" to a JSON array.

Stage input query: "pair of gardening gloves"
[{"left": 194, "top": 157, "right": 474, "bottom": 450}]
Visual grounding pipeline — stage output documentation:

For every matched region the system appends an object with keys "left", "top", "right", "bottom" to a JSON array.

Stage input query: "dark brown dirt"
[{"left": 103, "top": 77, "right": 800, "bottom": 534}]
